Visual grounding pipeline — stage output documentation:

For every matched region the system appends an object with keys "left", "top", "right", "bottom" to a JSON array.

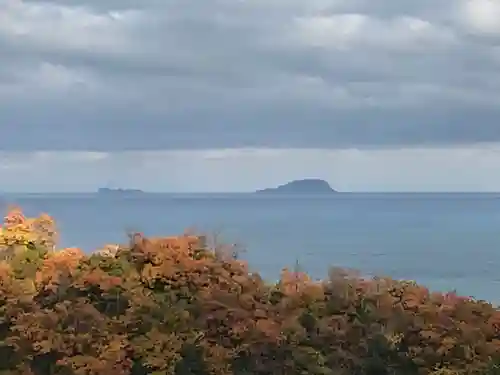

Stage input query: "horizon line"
[{"left": 1, "top": 191, "right": 500, "bottom": 195}]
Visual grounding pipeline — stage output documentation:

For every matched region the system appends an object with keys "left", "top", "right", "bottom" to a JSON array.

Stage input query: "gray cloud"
[{"left": 1, "top": 0, "right": 500, "bottom": 150}]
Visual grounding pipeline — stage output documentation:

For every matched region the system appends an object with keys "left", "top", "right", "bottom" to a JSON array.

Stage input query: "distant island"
[
  {"left": 255, "top": 179, "right": 337, "bottom": 194},
  {"left": 97, "top": 188, "right": 144, "bottom": 195}
]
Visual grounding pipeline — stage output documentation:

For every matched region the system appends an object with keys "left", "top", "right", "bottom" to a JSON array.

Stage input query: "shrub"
[{"left": 0, "top": 208, "right": 498, "bottom": 375}]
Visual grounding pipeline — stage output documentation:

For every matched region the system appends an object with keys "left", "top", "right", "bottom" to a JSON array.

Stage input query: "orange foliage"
[{"left": 0, "top": 207, "right": 499, "bottom": 375}]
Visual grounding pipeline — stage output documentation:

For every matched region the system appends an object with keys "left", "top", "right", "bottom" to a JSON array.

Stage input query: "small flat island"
[
  {"left": 255, "top": 179, "right": 337, "bottom": 194},
  {"left": 97, "top": 188, "right": 144, "bottom": 195}
]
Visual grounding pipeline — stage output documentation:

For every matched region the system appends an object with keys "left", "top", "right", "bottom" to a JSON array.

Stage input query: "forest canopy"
[{"left": 0, "top": 207, "right": 499, "bottom": 375}]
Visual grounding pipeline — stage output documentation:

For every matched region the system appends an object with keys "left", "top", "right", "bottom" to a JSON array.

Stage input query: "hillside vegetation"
[{"left": 0, "top": 207, "right": 499, "bottom": 375}]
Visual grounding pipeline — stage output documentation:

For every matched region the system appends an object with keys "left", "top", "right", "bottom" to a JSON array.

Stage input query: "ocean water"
[{"left": 1, "top": 193, "right": 500, "bottom": 303}]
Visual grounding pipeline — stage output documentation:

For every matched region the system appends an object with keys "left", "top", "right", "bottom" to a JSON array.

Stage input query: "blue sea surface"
[{"left": 1, "top": 193, "right": 500, "bottom": 303}]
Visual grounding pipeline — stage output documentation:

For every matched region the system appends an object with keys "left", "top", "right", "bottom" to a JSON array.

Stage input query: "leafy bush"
[{"left": 0, "top": 208, "right": 499, "bottom": 375}]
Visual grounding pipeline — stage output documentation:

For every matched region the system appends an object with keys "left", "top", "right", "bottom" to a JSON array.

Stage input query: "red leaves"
[{"left": 76, "top": 269, "right": 122, "bottom": 293}]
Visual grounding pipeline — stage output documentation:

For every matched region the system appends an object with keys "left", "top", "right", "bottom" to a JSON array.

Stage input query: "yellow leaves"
[
  {"left": 429, "top": 366, "right": 463, "bottom": 375},
  {"left": 384, "top": 332, "right": 404, "bottom": 349},
  {"left": 0, "top": 226, "right": 36, "bottom": 248},
  {"left": 0, "top": 208, "right": 57, "bottom": 255}
]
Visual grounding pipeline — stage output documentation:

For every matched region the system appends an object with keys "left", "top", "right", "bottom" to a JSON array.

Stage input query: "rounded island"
[{"left": 255, "top": 179, "right": 337, "bottom": 194}]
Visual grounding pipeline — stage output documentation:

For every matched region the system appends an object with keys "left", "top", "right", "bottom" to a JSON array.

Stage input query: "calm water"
[{"left": 1, "top": 193, "right": 500, "bottom": 302}]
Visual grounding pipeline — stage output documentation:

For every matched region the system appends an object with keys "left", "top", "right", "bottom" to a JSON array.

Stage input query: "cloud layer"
[{"left": 1, "top": 0, "right": 500, "bottom": 150}]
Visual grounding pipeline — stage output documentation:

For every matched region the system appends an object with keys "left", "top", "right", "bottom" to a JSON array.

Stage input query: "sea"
[{"left": 1, "top": 192, "right": 500, "bottom": 303}]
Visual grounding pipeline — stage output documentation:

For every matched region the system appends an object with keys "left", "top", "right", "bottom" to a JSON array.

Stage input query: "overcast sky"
[{"left": 1, "top": 0, "right": 500, "bottom": 192}]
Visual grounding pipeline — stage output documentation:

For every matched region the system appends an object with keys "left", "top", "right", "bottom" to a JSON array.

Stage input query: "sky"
[{"left": 1, "top": 0, "right": 500, "bottom": 192}]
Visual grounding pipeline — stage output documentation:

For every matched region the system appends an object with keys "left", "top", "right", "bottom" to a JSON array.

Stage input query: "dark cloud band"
[{"left": 0, "top": 0, "right": 499, "bottom": 150}]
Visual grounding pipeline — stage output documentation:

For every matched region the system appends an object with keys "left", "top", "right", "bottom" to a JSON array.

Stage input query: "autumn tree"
[{"left": 0, "top": 207, "right": 500, "bottom": 375}]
